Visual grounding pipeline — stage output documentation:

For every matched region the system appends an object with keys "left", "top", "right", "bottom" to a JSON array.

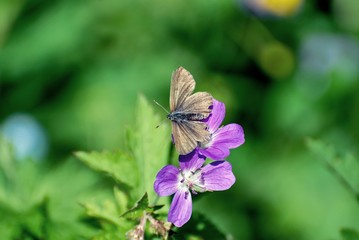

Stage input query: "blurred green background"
[{"left": 1, "top": 0, "right": 359, "bottom": 239}]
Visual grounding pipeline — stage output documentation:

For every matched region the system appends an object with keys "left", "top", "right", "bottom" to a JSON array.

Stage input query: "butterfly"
[{"left": 167, "top": 67, "right": 213, "bottom": 155}]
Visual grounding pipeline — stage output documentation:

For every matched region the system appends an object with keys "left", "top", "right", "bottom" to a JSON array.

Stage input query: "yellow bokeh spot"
[{"left": 256, "top": 0, "right": 303, "bottom": 16}]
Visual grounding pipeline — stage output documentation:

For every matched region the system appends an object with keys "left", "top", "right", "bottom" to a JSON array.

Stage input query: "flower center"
[{"left": 178, "top": 168, "right": 206, "bottom": 194}]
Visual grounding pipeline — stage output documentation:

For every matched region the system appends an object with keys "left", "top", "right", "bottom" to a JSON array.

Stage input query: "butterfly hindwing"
[
  {"left": 172, "top": 121, "right": 211, "bottom": 155},
  {"left": 172, "top": 122, "right": 197, "bottom": 155}
]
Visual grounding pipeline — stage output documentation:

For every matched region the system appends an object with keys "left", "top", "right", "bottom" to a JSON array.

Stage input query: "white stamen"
[{"left": 177, "top": 168, "right": 206, "bottom": 193}]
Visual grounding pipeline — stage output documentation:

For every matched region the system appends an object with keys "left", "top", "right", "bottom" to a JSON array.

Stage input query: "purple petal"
[
  {"left": 205, "top": 99, "right": 225, "bottom": 133},
  {"left": 212, "top": 123, "right": 245, "bottom": 149},
  {"left": 154, "top": 165, "right": 179, "bottom": 196},
  {"left": 179, "top": 149, "right": 205, "bottom": 171},
  {"left": 202, "top": 161, "right": 236, "bottom": 191},
  {"left": 168, "top": 189, "right": 192, "bottom": 227},
  {"left": 198, "top": 145, "right": 230, "bottom": 160},
  {"left": 198, "top": 124, "right": 244, "bottom": 160}
]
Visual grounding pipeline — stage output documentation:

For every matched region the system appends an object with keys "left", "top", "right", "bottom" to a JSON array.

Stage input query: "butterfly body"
[
  {"left": 168, "top": 67, "right": 213, "bottom": 155},
  {"left": 167, "top": 112, "right": 207, "bottom": 123}
]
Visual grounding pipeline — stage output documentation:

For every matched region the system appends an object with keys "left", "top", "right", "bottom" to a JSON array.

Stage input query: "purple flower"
[
  {"left": 198, "top": 99, "right": 245, "bottom": 160},
  {"left": 154, "top": 150, "right": 236, "bottom": 227}
]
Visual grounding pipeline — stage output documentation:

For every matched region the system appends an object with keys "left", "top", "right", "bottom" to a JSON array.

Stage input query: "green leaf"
[
  {"left": 127, "top": 94, "right": 171, "bottom": 201},
  {"left": 75, "top": 150, "right": 138, "bottom": 189},
  {"left": 151, "top": 204, "right": 165, "bottom": 213},
  {"left": 0, "top": 157, "right": 100, "bottom": 239},
  {"left": 80, "top": 197, "right": 133, "bottom": 239},
  {"left": 75, "top": 95, "right": 171, "bottom": 204},
  {"left": 120, "top": 192, "right": 164, "bottom": 219},
  {"left": 121, "top": 193, "right": 149, "bottom": 220},
  {"left": 341, "top": 228, "right": 359, "bottom": 240},
  {"left": 307, "top": 138, "right": 359, "bottom": 196},
  {"left": 81, "top": 200, "right": 124, "bottom": 227},
  {"left": 75, "top": 95, "right": 172, "bottom": 238},
  {"left": 21, "top": 198, "right": 48, "bottom": 238}
]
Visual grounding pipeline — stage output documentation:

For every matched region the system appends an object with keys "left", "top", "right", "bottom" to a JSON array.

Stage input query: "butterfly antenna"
[
  {"left": 153, "top": 100, "right": 170, "bottom": 128},
  {"left": 153, "top": 100, "right": 170, "bottom": 114}
]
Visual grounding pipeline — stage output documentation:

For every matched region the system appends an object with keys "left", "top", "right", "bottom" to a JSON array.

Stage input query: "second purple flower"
[
  {"left": 154, "top": 150, "right": 236, "bottom": 227},
  {"left": 198, "top": 99, "right": 245, "bottom": 160}
]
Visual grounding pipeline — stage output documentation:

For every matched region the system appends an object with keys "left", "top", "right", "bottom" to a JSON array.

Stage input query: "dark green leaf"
[
  {"left": 173, "top": 211, "right": 226, "bottom": 240},
  {"left": 150, "top": 204, "right": 165, "bottom": 213},
  {"left": 121, "top": 193, "right": 149, "bottom": 220},
  {"left": 341, "top": 228, "right": 359, "bottom": 240}
]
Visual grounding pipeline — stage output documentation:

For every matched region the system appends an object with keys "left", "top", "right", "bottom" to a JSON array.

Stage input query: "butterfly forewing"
[
  {"left": 170, "top": 67, "right": 195, "bottom": 112},
  {"left": 182, "top": 121, "right": 211, "bottom": 143},
  {"left": 179, "top": 92, "right": 212, "bottom": 118}
]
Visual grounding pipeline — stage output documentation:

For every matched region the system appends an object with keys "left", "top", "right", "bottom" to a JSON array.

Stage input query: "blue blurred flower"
[
  {"left": 295, "top": 33, "right": 359, "bottom": 97},
  {"left": 2, "top": 113, "right": 48, "bottom": 160}
]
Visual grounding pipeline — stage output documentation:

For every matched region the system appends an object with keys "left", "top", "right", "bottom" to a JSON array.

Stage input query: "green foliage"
[
  {"left": 307, "top": 139, "right": 359, "bottom": 240},
  {"left": 75, "top": 95, "right": 171, "bottom": 238},
  {"left": 121, "top": 193, "right": 164, "bottom": 221},
  {"left": 341, "top": 229, "right": 359, "bottom": 240},
  {"left": 75, "top": 95, "right": 171, "bottom": 201},
  {"left": 75, "top": 95, "right": 171, "bottom": 200},
  {"left": 113, "top": 186, "right": 129, "bottom": 213},
  {"left": 307, "top": 138, "right": 359, "bottom": 197},
  {"left": 121, "top": 193, "right": 150, "bottom": 220},
  {"left": 81, "top": 191, "right": 132, "bottom": 238},
  {"left": 127, "top": 94, "right": 172, "bottom": 201},
  {"left": 0, "top": 136, "right": 102, "bottom": 240},
  {"left": 75, "top": 150, "right": 138, "bottom": 189}
]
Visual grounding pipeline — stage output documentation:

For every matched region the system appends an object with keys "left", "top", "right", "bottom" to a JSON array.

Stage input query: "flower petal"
[
  {"left": 168, "top": 189, "right": 192, "bottom": 227},
  {"left": 202, "top": 161, "right": 236, "bottom": 191},
  {"left": 212, "top": 123, "right": 245, "bottom": 149},
  {"left": 205, "top": 99, "right": 225, "bottom": 133},
  {"left": 154, "top": 165, "right": 179, "bottom": 196},
  {"left": 179, "top": 149, "right": 205, "bottom": 171},
  {"left": 198, "top": 145, "right": 230, "bottom": 160},
  {"left": 198, "top": 124, "right": 244, "bottom": 160}
]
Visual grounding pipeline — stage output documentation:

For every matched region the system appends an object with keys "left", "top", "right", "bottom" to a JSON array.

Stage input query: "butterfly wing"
[
  {"left": 179, "top": 92, "right": 213, "bottom": 118},
  {"left": 172, "top": 121, "right": 211, "bottom": 155},
  {"left": 170, "top": 67, "right": 195, "bottom": 112},
  {"left": 172, "top": 122, "right": 196, "bottom": 155}
]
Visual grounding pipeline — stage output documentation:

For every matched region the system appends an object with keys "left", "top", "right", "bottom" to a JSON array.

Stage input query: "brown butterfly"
[{"left": 167, "top": 67, "right": 213, "bottom": 155}]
